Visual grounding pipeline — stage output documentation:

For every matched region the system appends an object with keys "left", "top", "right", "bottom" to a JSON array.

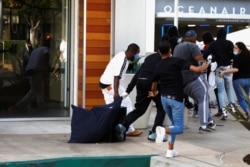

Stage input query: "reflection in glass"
[{"left": 0, "top": 0, "right": 70, "bottom": 118}]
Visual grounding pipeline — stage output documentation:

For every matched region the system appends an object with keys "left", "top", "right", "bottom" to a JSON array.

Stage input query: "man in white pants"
[{"left": 99, "top": 43, "right": 142, "bottom": 136}]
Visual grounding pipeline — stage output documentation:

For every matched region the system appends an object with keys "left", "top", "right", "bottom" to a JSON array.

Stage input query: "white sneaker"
[
  {"left": 155, "top": 126, "right": 165, "bottom": 144},
  {"left": 221, "top": 108, "right": 228, "bottom": 120},
  {"left": 166, "top": 150, "right": 179, "bottom": 158}
]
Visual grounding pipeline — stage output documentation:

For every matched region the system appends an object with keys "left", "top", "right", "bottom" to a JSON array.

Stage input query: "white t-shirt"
[{"left": 100, "top": 51, "right": 128, "bottom": 85}]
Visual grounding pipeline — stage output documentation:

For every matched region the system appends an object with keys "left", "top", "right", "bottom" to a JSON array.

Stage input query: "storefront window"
[
  {"left": 0, "top": 0, "right": 70, "bottom": 118},
  {"left": 155, "top": 0, "right": 250, "bottom": 49}
]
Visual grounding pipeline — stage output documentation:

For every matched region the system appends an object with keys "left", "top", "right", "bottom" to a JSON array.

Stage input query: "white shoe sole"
[
  {"left": 155, "top": 126, "right": 165, "bottom": 144},
  {"left": 166, "top": 150, "right": 179, "bottom": 158}
]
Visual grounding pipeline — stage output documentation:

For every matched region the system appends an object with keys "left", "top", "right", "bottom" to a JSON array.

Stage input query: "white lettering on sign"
[
  {"left": 163, "top": 5, "right": 247, "bottom": 15},
  {"left": 241, "top": 8, "right": 246, "bottom": 15},
  {"left": 164, "top": 6, "right": 172, "bottom": 13},
  {"left": 221, "top": 7, "right": 228, "bottom": 14},
  {"left": 189, "top": 6, "right": 194, "bottom": 13},
  {"left": 178, "top": 6, "right": 184, "bottom": 13},
  {"left": 199, "top": 7, "right": 205, "bottom": 14}
]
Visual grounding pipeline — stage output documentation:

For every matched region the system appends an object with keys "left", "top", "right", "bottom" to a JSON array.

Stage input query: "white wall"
[
  {"left": 227, "top": 28, "right": 250, "bottom": 48},
  {"left": 114, "top": 0, "right": 155, "bottom": 56}
]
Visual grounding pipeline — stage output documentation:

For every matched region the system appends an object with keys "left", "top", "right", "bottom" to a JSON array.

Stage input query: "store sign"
[
  {"left": 163, "top": 6, "right": 246, "bottom": 15},
  {"left": 156, "top": 0, "right": 250, "bottom": 19}
]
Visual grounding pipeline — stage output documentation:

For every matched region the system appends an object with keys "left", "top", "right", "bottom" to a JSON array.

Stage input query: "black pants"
[{"left": 123, "top": 79, "right": 165, "bottom": 132}]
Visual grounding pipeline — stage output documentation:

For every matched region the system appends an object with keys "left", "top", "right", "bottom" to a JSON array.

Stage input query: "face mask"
[
  {"left": 233, "top": 51, "right": 238, "bottom": 56},
  {"left": 134, "top": 53, "right": 139, "bottom": 59}
]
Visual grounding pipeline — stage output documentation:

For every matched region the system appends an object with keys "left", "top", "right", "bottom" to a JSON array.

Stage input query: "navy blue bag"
[{"left": 68, "top": 98, "right": 126, "bottom": 143}]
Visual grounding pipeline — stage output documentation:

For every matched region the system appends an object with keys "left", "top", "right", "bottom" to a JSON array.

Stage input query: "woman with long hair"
[{"left": 219, "top": 42, "right": 250, "bottom": 119}]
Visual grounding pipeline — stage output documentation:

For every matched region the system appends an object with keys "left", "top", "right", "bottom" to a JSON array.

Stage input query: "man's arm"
[
  {"left": 189, "top": 61, "right": 208, "bottom": 73},
  {"left": 113, "top": 76, "right": 120, "bottom": 101},
  {"left": 125, "top": 67, "right": 141, "bottom": 94},
  {"left": 194, "top": 54, "right": 205, "bottom": 62},
  {"left": 148, "top": 82, "right": 158, "bottom": 97}
]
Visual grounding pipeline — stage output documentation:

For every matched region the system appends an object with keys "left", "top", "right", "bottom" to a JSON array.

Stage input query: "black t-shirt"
[
  {"left": 126, "top": 53, "right": 162, "bottom": 94},
  {"left": 152, "top": 57, "right": 190, "bottom": 102},
  {"left": 203, "top": 39, "right": 234, "bottom": 67},
  {"left": 233, "top": 53, "right": 250, "bottom": 80},
  {"left": 137, "top": 53, "right": 162, "bottom": 80}
]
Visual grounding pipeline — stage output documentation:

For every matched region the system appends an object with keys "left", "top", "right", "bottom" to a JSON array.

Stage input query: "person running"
[
  {"left": 148, "top": 41, "right": 208, "bottom": 158},
  {"left": 203, "top": 28, "right": 236, "bottom": 120},
  {"left": 120, "top": 51, "right": 166, "bottom": 141},
  {"left": 167, "top": 26, "right": 194, "bottom": 110},
  {"left": 173, "top": 30, "right": 216, "bottom": 132}
]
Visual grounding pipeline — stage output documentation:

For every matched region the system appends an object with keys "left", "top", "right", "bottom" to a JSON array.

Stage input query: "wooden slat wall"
[
  {"left": 77, "top": 0, "right": 84, "bottom": 106},
  {"left": 78, "top": 0, "right": 111, "bottom": 108}
]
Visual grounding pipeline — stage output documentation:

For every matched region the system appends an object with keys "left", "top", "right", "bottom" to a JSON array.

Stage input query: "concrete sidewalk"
[{"left": 0, "top": 107, "right": 249, "bottom": 167}]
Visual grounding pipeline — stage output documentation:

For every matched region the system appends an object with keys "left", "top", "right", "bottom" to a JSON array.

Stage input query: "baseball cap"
[{"left": 185, "top": 30, "right": 197, "bottom": 37}]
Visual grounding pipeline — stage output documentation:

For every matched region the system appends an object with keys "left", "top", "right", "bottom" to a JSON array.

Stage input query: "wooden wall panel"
[
  {"left": 86, "top": 69, "right": 105, "bottom": 77},
  {"left": 84, "top": 0, "right": 111, "bottom": 109},
  {"left": 77, "top": 0, "right": 84, "bottom": 106}
]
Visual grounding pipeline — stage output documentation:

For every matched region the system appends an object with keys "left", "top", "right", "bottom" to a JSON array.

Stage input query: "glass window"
[{"left": 0, "top": 0, "right": 70, "bottom": 118}]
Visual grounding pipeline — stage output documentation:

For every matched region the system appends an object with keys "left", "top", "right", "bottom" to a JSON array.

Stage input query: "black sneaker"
[
  {"left": 207, "top": 120, "right": 216, "bottom": 131},
  {"left": 199, "top": 126, "right": 212, "bottom": 132},
  {"left": 115, "top": 124, "right": 126, "bottom": 141}
]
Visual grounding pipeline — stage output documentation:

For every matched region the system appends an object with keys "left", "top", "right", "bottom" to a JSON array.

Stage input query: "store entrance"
[{"left": 155, "top": 18, "right": 250, "bottom": 49}]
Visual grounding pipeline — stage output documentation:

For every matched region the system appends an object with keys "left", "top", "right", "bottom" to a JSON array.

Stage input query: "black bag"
[{"left": 68, "top": 98, "right": 126, "bottom": 143}]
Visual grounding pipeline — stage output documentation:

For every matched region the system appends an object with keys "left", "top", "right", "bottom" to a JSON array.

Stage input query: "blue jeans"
[
  {"left": 233, "top": 78, "right": 250, "bottom": 114},
  {"left": 161, "top": 96, "right": 184, "bottom": 144},
  {"left": 216, "top": 66, "right": 235, "bottom": 108}
]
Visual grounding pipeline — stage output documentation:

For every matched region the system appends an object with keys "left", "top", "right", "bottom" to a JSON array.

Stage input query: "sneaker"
[
  {"left": 214, "top": 112, "right": 222, "bottom": 117},
  {"left": 199, "top": 126, "right": 212, "bottom": 132},
  {"left": 221, "top": 108, "right": 228, "bottom": 120},
  {"left": 207, "top": 120, "right": 216, "bottom": 131},
  {"left": 148, "top": 131, "right": 167, "bottom": 142},
  {"left": 148, "top": 131, "right": 157, "bottom": 141},
  {"left": 155, "top": 126, "right": 166, "bottom": 144},
  {"left": 166, "top": 150, "right": 179, "bottom": 158},
  {"left": 228, "top": 103, "right": 236, "bottom": 113},
  {"left": 126, "top": 129, "right": 143, "bottom": 136},
  {"left": 115, "top": 124, "right": 126, "bottom": 141}
]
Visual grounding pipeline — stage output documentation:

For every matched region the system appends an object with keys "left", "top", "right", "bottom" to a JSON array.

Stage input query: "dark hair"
[
  {"left": 167, "top": 26, "right": 180, "bottom": 38},
  {"left": 127, "top": 43, "right": 140, "bottom": 53},
  {"left": 161, "top": 33, "right": 170, "bottom": 42},
  {"left": 202, "top": 31, "right": 214, "bottom": 44},
  {"left": 235, "top": 42, "right": 250, "bottom": 56},
  {"left": 158, "top": 41, "right": 171, "bottom": 54},
  {"left": 216, "top": 28, "right": 226, "bottom": 40}
]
